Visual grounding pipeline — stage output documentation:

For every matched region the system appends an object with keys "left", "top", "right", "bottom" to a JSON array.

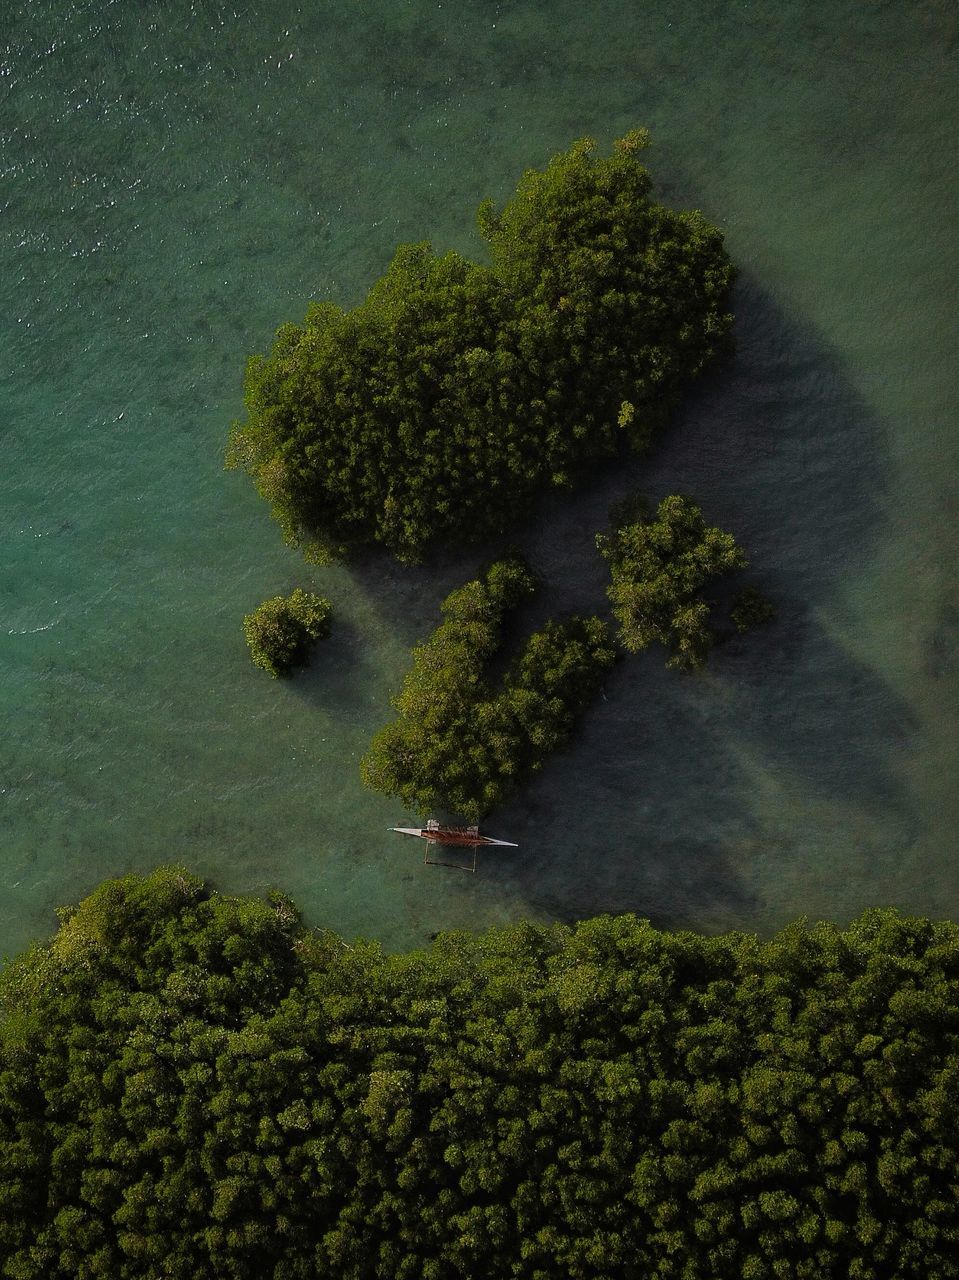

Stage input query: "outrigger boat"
[{"left": 390, "top": 819, "right": 518, "bottom": 871}]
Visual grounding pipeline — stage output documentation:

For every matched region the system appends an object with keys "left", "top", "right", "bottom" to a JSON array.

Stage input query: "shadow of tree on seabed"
[{"left": 300, "top": 270, "right": 917, "bottom": 937}]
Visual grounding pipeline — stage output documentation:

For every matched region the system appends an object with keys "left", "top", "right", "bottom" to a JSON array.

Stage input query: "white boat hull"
[{"left": 389, "top": 826, "right": 518, "bottom": 848}]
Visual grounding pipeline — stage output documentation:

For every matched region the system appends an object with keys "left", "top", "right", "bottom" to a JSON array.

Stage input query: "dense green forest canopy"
[
  {"left": 227, "top": 132, "right": 735, "bottom": 563},
  {"left": 598, "top": 494, "right": 747, "bottom": 669},
  {"left": 360, "top": 558, "right": 615, "bottom": 820},
  {"left": 2, "top": 868, "right": 958, "bottom": 1279}
]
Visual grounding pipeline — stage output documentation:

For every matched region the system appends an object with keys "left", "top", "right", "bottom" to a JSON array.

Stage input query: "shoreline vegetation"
[
  {"left": 2, "top": 869, "right": 957, "bottom": 1278},
  {"left": 226, "top": 131, "right": 734, "bottom": 565}
]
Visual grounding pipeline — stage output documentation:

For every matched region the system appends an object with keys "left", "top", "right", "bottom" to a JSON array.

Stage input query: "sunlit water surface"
[{"left": 1, "top": 1, "right": 957, "bottom": 955}]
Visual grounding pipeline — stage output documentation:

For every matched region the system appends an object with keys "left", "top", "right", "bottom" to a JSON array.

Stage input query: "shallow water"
[{"left": 1, "top": 0, "right": 956, "bottom": 955}]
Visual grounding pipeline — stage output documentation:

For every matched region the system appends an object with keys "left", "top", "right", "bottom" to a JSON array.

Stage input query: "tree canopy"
[
  {"left": 227, "top": 133, "right": 734, "bottom": 563},
  {"left": 2, "top": 869, "right": 958, "bottom": 1279},
  {"left": 597, "top": 494, "right": 747, "bottom": 668},
  {"left": 242, "top": 589, "right": 331, "bottom": 678},
  {"left": 360, "top": 558, "right": 616, "bottom": 820}
]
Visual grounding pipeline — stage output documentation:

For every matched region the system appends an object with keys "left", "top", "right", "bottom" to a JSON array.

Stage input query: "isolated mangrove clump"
[
  {"left": 598, "top": 494, "right": 747, "bottom": 669},
  {"left": 360, "top": 558, "right": 616, "bottom": 820},
  {"left": 243, "top": 588, "right": 331, "bottom": 677},
  {"left": 227, "top": 132, "right": 734, "bottom": 563}
]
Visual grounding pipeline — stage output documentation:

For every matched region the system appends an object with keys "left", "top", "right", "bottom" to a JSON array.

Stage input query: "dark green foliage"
[
  {"left": 598, "top": 494, "right": 747, "bottom": 668},
  {"left": 243, "top": 588, "right": 331, "bottom": 678},
  {"left": 731, "top": 585, "right": 777, "bottom": 632},
  {"left": 226, "top": 134, "right": 734, "bottom": 563},
  {"left": 360, "top": 559, "right": 616, "bottom": 820},
  {"left": 2, "top": 873, "right": 959, "bottom": 1279}
]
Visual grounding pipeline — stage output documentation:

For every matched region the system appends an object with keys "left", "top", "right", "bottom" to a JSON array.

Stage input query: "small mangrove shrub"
[
  {"left": 598, "top": 494, "right": 746, "bottom": 669},
  {"left": 243, "top": 588, "right": 331, "bottom": 677}
]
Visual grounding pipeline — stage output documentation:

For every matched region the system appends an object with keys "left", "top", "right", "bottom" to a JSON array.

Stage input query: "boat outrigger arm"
[{"left": 390, "top": 819, "right": 518, "bottom": 871}]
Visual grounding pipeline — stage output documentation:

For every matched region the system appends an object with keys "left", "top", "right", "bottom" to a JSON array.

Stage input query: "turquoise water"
[{"left": 1, "top": 1, "right": 956, "bottom": 956}]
